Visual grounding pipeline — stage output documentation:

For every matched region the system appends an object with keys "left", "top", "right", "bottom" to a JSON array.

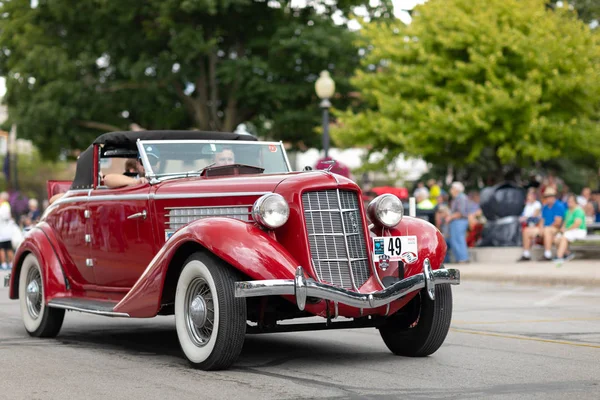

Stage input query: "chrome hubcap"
[
  {"left": 185, "top": 277, "right": 214, "bottom": 347},
  {"left": 189, "top": 295, "right": 207, "bottom": 328},
  {"left": 25, "top": 267, "right": 42, "bottom": 319}
]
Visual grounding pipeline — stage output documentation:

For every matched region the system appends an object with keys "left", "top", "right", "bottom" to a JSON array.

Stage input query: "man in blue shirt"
[{"left": 518, "top": 187, "right": 565, "bottom": 261}]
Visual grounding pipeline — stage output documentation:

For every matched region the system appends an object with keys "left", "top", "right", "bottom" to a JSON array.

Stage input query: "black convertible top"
[
  {"left": 70, "top": 130, "right": 258, "bottom": 190},
  {"left": 94, "top": 130, "right": 257, "bottom": 150}
]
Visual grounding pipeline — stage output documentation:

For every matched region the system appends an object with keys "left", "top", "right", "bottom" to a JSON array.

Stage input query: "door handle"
[{"left": 127, "top": 210, "right": 147, "bottom": 220}]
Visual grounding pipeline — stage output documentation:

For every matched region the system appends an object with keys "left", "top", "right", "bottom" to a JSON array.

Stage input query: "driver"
[
  {"left": 104, "top": 146, "right": 160, "bottom": 188},
  {"left": 214, "top": 148, "right": 235, "bottom": 166}
]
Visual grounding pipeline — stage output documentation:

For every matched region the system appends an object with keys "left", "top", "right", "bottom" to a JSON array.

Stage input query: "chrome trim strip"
[
  {"left": 310, "top": 257, "right": 369, "bottom": 262},
  {"left": 304, "top": 208, "right": 360, "bottom": 213},
  {"left": 164, "top": 212, "right": 251, "bottom": 219},
  {"left": 137, "top": 139, "right": 155, "bottom": 180},
  {"left": 234, "top": 262, "right": 460, "bottom": 310},
  {"left": 50, "top": 191, "right": 270, "bottom": 205},
  {"left": 90, "top": 194, "right": 150, "bottom": 202},
  {"left": 281, "top": 140, "right": 293, "bottom": 171},
  {"left": 154, "top": 192, "right": 270, "bottom": 200},
  {"left": 165, "top": 205, "right": 253, "bottom": 210},
  {"left": 48, "top": 301, "right": 130, "bottom": 317}
]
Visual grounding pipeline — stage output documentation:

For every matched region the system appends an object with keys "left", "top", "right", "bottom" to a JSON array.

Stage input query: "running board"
[{"left": 48, "top": 298, "right": 130, "bottom": 317}]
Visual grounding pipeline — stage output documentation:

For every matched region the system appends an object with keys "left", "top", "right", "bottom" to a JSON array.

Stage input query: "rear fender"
[
  {"left": 9, "top": 227, "right": 68, "bottom": 301},
  {"left": 370, "top": 216, "right": 447, "bottom": 280},
  {"left": 114, "top": 217, "right": 300, "bottom": 317}
]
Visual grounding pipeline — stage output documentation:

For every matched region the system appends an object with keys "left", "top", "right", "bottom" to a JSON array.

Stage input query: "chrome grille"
[
  {"left": 165, "top": 206, "right": 253, "bottom": 230},
  {"left": 302, "top": 189, "right": 370, "bottom": 289}
]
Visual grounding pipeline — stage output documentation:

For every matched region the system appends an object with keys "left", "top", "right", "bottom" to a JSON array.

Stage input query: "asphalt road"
[{"left": 1, "top": 275, "right": 599, "bottom": 400}]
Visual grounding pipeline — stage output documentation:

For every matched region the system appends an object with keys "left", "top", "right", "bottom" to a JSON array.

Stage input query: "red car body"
[{"left": 7, "top": 130, "right": 460, "bottom": 370}]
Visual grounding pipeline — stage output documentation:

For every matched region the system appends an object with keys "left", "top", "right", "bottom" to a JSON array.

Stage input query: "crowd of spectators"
[
  {"left": 518, "top": 184, "right": 598, "bottom": 263},
  {"left": 408, "top": 175, "right": 599, "bottom": 265}
]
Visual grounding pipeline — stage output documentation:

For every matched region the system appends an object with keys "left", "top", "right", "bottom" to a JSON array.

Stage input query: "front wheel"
[
  {"left": 18, "top": 253, "right": 65, "bottom": 337},
  {"left": 379, "top": 283, "right": 453, "bottom": 357},
  {"left": 174, "top": 251, "right": 247, "bottom": 370}
]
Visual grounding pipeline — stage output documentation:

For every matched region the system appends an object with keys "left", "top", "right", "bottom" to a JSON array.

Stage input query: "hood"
[
  {"left": 152, "top": 170, "right": 359, "bottom": 197},
  {"left": 153, "top": 172, "right": 298, "bottom": 196}
]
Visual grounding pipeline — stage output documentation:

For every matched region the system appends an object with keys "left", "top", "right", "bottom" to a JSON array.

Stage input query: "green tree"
[
  {"left": 332, "top": 0, "right": 600, "bottom": 183},
  {"left": 0, "top": 0, "right": 393, "bottom": 160},
  {"left": 549, "top": 0, "right": 600, "bottom": 24}
]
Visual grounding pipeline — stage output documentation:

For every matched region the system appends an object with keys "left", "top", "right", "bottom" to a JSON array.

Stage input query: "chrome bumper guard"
[{"left": 234, "top": 258, "right": 460, "bottom": 311}]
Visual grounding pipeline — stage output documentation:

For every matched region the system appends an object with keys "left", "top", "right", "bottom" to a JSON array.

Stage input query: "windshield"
[{"left": 136, "top": 140, "right": 291, "bottom": 179}]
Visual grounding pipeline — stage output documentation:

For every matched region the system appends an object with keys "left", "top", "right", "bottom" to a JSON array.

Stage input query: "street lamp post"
[{"left": 315, "top": 70, "right": 335, "bottom": 158}]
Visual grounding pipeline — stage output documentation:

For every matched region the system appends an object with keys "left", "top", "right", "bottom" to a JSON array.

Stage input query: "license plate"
[{"left": 373, "top": 235, "right": 419, "bottom": 264}]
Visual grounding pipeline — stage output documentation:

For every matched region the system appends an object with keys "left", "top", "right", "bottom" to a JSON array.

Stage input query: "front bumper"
[{"left": 234, "top": 258, "right": 460, "bottom": 310}]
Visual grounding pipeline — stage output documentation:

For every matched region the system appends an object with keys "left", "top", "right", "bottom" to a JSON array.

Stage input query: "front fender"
[
  {"left": 370, "top": 216, "right": 447, "bottom": 279},
  {"left": 113, "top": 218, "right": 301, "bottom": 317},
  {"left": 9, "top": 227, "right": 68, "bottom": 302}
]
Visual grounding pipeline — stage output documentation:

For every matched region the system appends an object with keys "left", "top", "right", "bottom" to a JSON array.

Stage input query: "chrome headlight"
[
  {"left": 252, "top": 193, "right": 290, "bottom": 229},
  {"left": 367, "top": 194, "right": 404, "bottom": 228}
]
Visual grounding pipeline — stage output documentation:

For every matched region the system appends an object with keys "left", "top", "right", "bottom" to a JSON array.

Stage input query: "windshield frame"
[{"left": 135, "top": 139, "right": 292, "bottom": 183}]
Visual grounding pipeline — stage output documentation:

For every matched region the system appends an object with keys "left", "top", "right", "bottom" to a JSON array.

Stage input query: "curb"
[{"left": 460, "top": 271, "right": 600, "bottom": 288}]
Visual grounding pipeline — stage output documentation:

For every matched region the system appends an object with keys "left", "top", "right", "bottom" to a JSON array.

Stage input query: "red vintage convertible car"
[{"left": 7, "top": 130, "right": 460, "bottom": 370}]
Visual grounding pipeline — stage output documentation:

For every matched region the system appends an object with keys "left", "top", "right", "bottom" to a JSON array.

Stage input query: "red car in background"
[{"left": 7, "top": 130, "right": 460, "bottom": 370}]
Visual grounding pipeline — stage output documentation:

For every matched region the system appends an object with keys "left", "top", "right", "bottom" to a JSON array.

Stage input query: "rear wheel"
[
  {"left": 379, "top": 284, "right": 453, "bottom": 357},
  {"left": 18, "top": 253, "right": 65, "bottom": 337},
  {"left": 174, "top": 252, "right": 246, "bottom": 370}
]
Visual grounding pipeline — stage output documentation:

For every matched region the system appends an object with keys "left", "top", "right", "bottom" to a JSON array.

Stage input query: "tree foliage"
[
  {"left": 550, "top": 0, "right": 600, "bottom": 24},
  {"left": 0, "top": 0, "right": 393, "bottom": 159},
  {"left": 332, "top": 0, "right": 600, "bottom": 181}
]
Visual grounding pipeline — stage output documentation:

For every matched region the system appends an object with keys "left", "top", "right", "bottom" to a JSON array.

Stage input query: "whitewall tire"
[
  {"left": 174, "top": 252, "right": 246, "bottom": 370},
  {"left": 18, "top": 253, "right": 65, "bottom": 337}
]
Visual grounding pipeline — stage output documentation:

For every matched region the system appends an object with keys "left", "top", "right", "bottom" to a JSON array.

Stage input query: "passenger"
[
  {"left": 214, "top": 148, "right": 235, "bottom": 166},
  {"left": 123, "top": 158, "right": 138, "bottom": 177},
  {"left": 104, "top": 146, "right": 160, "bottom": 188}
]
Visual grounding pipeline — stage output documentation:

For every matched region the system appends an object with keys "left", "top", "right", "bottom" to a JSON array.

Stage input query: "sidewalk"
[{"left": 453, "top": 260, "right": 600, "bottom": 287}]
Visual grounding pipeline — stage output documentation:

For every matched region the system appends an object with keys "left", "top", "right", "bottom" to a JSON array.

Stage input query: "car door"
[
  {"left": 50, "top": 192, "right": 97, "bottom": 285},
  {"left": 87, "top": 184, "right": 157, "bottom": 288}
]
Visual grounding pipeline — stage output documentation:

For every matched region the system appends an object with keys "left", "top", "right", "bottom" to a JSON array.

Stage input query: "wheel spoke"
[{"left": 184, "top": 277, "right": 216, "bottom": 347}]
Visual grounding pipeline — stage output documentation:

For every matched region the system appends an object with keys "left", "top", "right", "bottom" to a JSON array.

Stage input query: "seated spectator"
[
  {"left": 593, "top": 190, "right": 600, "bottom": 223},
  {"left": 466, "top": 191, "right": 484, "bottom": 247},
  {"left": 518, "top": 187, "right": 565, "bottom": 261},
  {"left": 519, "top": 188, "right": 542, "bottom": 226},
  {"left": 576, "top": 187, "right": 591, "bottom": 207},
  {"left": 415, "top": 187, "right": 434, "bottom": 210},
  {"left": 554, "top": 194, "right": 587, "bottom": 262}
]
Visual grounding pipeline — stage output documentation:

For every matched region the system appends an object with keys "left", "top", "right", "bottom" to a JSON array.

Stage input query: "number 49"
[{"left": 388, "top": 237, "right": 401, "bottom": 256}]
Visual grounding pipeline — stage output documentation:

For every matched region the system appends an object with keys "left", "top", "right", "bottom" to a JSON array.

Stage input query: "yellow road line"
[
  {"left": 451, "top": 328, "right": 600, "bottom": 349},
  {"left": 452, "top": 317, "right": 600, "bottom": 325}
]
